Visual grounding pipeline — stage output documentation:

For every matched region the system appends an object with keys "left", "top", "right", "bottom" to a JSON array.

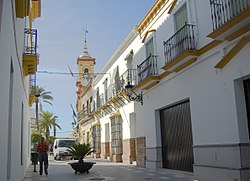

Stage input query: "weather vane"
[{"left": 83, "top": 27, "right": 88, "bottom": 42}]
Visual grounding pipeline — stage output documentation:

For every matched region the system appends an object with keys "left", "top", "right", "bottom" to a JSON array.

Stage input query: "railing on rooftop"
[
  {"left": 163, "top": 23, "right": 196, "bottom": 65},
  {"left": 137, "top": 54, "right": 158, "bottom": 83},
  {"left": 24, "top": 28, "right": 38, "bottom": 55},
  {"left": 210, "top": 0, "right": 250, "bottom": 30}
]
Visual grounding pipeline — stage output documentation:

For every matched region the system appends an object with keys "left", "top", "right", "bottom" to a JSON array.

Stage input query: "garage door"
[{"left": 160, "top": 100, "right": 194, "bottom": 172}]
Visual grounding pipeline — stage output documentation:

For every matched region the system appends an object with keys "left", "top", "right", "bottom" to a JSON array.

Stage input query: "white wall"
[
  {"left": 0, "top": 0, "right": 31, "bottom": 180},
  {"left": 136, "top": 33, "right": 250, "bottom": 147},
  {"left": 113, "top": 0, "right": 250, "bottom": 150}
]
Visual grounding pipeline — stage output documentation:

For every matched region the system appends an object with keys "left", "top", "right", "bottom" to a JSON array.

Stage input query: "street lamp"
[{"left": 125, "top": 82, "right": 143, "bottom": 105}]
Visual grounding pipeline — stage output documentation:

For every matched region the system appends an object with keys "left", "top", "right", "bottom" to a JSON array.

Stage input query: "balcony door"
[
  {"left": 139, "top": 38, "right": 154, "bottom": 80},
  {"left": 96, "top": 88, "right": 100, "bottom": 108},
  {"left": 103, "top": 79, "right": 108, "bottom": 103},
  {"left": 174, "top": 3, "right": 188, "bottom": 31},
  {"left": 174, "top": 4, "right": 189, "bottom": 55}
]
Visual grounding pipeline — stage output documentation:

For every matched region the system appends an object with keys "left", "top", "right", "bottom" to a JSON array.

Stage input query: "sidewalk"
[{"left": 24, "top": 156, "right": 194, "bottom": 181}]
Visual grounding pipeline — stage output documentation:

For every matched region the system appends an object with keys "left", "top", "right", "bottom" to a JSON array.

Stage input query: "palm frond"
[{"left": 67, "top": 143, "right": 93, "bottom": 162}]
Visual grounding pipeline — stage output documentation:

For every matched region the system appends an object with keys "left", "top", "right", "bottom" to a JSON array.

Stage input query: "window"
[
  {"left": 105, "top": 123, "right": 110, "bottom": 142},
  {"left": 96, "top": 88, "right": 100, "bottom": 108},
  {"left": 113, "top": 67, "right": 121, "bottom": 96},
  {"left": 111, "top": 117, "right": 123, "bottom": 155},
  {"left": 103, "top": 79, "right": 108, "bottom": 103},
  {"left": 83, "top": 68, "right": 90, "bottom": 86},
  {"left": 174, "top": 3, "right": 188, "bottom": 31},
  {"left": 138, "top": 37, "right": 154, "bottom": 80},
  {"left": 87, "top": 132, "right": 90, "bottom": 144},
  {"left": 58, "top": 140, "right": 75, "bottom": 147},
  {"left": 87, "top": 100, "right": 89, "bottom": 114},
  {"left": 84, "top": 68, "right": 89, "bottom": 75},
  {"left": 146, "top": 38, "right": 154, "bottom": 58},
  {"left": 92, "top": 126, "right": 101, "bottom": 153}
]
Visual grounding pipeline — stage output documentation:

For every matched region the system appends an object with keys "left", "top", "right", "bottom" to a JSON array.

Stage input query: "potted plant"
[{"left": 67, "top": 143, "right": 95, "bottom": 174}]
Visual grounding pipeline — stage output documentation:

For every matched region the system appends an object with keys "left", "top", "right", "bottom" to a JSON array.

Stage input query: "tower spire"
[{"left": 83, "top": 30, "right": 88, "bottom": 53}]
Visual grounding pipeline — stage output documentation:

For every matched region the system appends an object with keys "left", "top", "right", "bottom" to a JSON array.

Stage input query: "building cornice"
[{"left": 93, "top": 27, "right": 138, "bottom": 85}]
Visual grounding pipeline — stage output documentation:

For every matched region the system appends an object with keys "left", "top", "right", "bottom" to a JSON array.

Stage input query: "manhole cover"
[{"left": 89, "top": 178, "right": 106, "bottom": 181}]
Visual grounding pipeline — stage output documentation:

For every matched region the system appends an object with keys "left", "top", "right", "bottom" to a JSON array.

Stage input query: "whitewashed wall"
[
  {"left": 0, "top": 0, "right": 32, "bottom": 180},
  {"left": 132, "top": 0, "right": 250, "bottom": 147}
]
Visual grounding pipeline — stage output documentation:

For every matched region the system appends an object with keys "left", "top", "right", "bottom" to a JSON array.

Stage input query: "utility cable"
[{"left": 37, "top": 70, "right": 110, "bottom": 76}]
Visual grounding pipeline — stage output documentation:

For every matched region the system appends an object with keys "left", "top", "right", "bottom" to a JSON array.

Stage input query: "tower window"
[{"left": 84, "top": 68, "right": 89, "bottom": 77}]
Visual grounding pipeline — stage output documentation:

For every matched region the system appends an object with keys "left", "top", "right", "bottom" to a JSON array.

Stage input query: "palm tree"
[
  {"left": 52, "top": 118, "right": 61, "bottom": 138},
  {"left": 39, "top": 111, "right": 61, "bottom": 141},
  {"left": 31, "top": 86, "right": 53, "bottom": 130}
]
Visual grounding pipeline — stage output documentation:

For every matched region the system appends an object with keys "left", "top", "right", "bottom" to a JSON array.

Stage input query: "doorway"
[{"left": 160, "top": 100, "right": 194, "bottom": 172}]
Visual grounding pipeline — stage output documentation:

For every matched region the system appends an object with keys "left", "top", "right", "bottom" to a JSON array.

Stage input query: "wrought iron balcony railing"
[
  {"left": 99, "top": 93, "right": 105, "bottom": 107},
  {"left": 78, "top": 107, "right": 88, "bottom": 121},
  {"left": 24, "top": 28, "right": 38, "bottom": 55},
  {"left": 137, "top": 54, "right": 158, "bottom": 83},
  {"left": 96, "top": 93, "right": 105, "bottom": 109},
  {"left": 210, "top": 0, "right": 250, "bottom": 30},
  {"left": 90, "top": 100, "right": 96, "bottom": 112},
  {"left": 163, "top": 24, "right": 196, "bottom": 65},
  {"left": 29, "top": 74, "right": 36, "bottom": 94},
  {"left": 112, "top": 69, "right": 137, "bottom": 97}
]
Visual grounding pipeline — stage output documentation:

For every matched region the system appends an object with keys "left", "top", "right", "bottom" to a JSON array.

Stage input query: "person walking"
[{"left": 36, "top": 137, "right": 49, "bottom": 175}]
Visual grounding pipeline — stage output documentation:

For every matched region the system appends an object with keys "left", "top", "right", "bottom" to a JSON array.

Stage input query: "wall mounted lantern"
[{"left": 125, "top": 82, "right": 143, "bottom": 105}]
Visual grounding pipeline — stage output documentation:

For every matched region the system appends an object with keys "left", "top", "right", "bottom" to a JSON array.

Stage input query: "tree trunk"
[
  {"left": 53, "top": 125, "right": 56, "bottom": 138},
  {"left": 46, "top": 126, "right": 50, "bottom": 141},
  {"left": 35, "top": 99, "right": 39, "bottom": 130}
]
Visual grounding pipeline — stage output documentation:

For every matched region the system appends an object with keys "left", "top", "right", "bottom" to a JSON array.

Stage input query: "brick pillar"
[
  {"left": 136, "top": 137, "right": 146, "bottom": 167},
  {"left": 112, "top": 154, "right": 123, "bottom": 162},
  {"left": 95, "top": 153, "right": 101, "bottom": 158},
  {"left": 101, "top": 142, "right": 110, "bottom": 159},
  {"left": 123, "top": 138, "right": 136, "bottom": 164}
]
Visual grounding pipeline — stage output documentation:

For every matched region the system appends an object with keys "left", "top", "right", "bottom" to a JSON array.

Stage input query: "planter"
[{"left": 68, "top": 162, "right": 95, "bottom": 174}]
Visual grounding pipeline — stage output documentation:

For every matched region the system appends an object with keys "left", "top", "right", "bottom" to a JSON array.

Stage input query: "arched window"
[{"left": 84, "top": 68, "right": 89, "bottom": 78}]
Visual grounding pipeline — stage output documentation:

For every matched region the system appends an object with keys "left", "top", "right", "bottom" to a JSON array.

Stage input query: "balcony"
[
  {"left": 162, "top": 24, "right": 198, "bottom": 73},
  {"left": 108, "top": 69, "right": 137, "bottom": 106},
  {"left": 135, "top": 54, "right": 160, "bottom": 90},
  {"left": 77, "top": 107, "right": 88, "bottom": 121},
  {"left": 15, "top": 0, "right": 30, "bottom": 18},
  {"left": 23, "top": 28, "right": 39, "bottom": 76},
  {"left": 31, "top": 0, "right": 41, "bottom": 19},
  {"left": 29, "top": 74, "right": 36, "bottom": 106},
  {"left": 208, "top": 0, "right": 250, "bottom": 40},
  {"left": 90, "top": 100, "right": 96, "bottom": 113}
]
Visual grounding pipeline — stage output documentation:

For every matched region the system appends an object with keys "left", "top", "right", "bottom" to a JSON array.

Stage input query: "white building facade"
[
  {"left": 0, "top": 0, "right": 41, "bottom": 180},
  {"left": 75, "top": 0, "right": 250, "bottom": 180}
]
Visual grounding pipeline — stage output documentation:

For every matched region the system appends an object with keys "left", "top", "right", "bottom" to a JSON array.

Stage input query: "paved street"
[{"left": 24, "top": 156, "right": 194, "bottom": 181}]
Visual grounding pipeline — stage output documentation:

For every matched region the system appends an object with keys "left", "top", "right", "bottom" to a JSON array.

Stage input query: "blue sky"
[{"left": 33, "top": 0, "right": 156, "bottom": 138}]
